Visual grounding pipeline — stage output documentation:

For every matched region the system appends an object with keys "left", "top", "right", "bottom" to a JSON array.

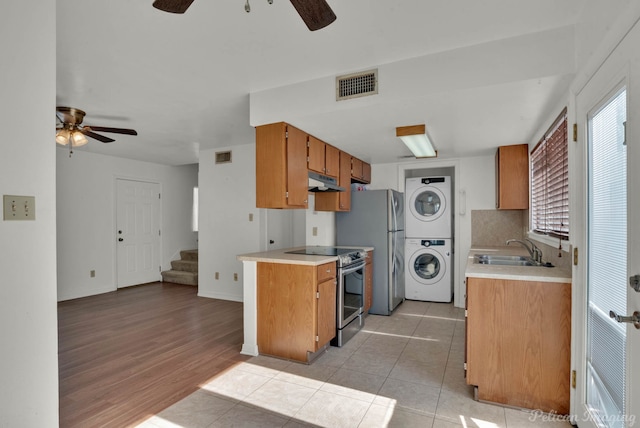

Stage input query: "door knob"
[
  {"left": 118, "top": 230, "right": 122, "bottom": 234},
  {"left": 609, "top": 310, "right": 640, "bottom": 329},
  {"left": 118, "top": 238, "right": 124, "bottom": 242}
]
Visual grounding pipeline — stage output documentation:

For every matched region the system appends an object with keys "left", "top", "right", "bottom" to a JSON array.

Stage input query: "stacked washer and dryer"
[{"left": 404, "top": 176, "right": 453, "bottom": 302}]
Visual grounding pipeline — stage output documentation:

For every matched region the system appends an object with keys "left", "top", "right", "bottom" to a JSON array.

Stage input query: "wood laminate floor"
[{"left": 58, "top": 282, "right": 248, "bottom": 428}]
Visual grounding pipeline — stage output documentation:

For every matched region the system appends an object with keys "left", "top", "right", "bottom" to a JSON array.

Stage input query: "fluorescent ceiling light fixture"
[{"left": 396, "top": 124, "right": 437, "bottom": 158}]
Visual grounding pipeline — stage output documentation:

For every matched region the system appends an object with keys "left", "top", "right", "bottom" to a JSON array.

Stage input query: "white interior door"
[
  {"left": 116, "top": 179, "right": 161, "bottom": 288},
  {"left": 574, "top": 24, "right": 640, "bottom": 426}
]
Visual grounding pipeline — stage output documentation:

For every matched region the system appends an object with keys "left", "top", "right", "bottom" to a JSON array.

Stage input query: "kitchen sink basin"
[{"left": 473, "top": 254, "right": 540, "bottom": 266}]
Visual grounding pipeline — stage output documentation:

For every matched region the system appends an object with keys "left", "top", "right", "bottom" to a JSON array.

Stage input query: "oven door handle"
[{"left": 340, "top": 261, "right": 366, "bottom": 275}]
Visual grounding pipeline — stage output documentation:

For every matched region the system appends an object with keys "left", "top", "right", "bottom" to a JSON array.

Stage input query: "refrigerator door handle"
[
  {"left": 388, "top": 232, "right": 395, "bottom": 309},
  {"left": 390, "top": 190, "right": 398, "bottom": 232}
]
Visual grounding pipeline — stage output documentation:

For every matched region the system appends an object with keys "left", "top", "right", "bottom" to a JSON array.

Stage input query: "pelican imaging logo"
[{"left": 528, "top": 410, "right": 636, "bottom": 426}]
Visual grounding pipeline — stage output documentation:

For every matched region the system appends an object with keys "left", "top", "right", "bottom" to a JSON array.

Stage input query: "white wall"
[
  {"left": 199, "top": 144, "right": 260, "bottom": 301},
  {"left": 0, "top": 1, "right": 58, "bottom": 426},
  {"left": 369, "top": 163, "right": 400, "bottom": 190},
  {"left": 57, "top": 150, "right": 198, "bottom": 301},
  {"left": 305, "top": 194, "right": 336, "bottom": 246}
]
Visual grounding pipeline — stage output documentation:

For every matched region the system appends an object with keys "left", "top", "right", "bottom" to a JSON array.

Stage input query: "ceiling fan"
[
  {"left": 152, "top": 0, "right": 337, "bottom": 31},
  {"left": 56, "top": 106, "right": 137, "bottom": 156}
]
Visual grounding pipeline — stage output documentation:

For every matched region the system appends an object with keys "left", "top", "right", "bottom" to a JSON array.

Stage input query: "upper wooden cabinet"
[
  {"left": 362, "top": 162, "right": 371, "bottom": 183},
  {"left": 255, "top": 121, "right": 371, "bottom": 210},
  {"left": 495, "top": 144, "right": 529, "bottom": 209},
  {"left": 255, "top": 122, "right": 309, "bottom": 209},
  {"left": 308, "top": 135, "right": 339, "bottom": 178},
  {"left": 351, "top": 157, "right": 371, "bottom": 184},
  {"left": 315, "top": 150, "right": 352, "bottom": 212}
]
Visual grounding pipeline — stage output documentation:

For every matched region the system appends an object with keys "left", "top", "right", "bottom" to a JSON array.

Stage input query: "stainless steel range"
[{"left": 285, "top": 246, "right": 367, "bottom": 346}]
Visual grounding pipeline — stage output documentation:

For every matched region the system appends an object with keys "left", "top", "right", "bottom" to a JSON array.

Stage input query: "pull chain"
[{"left": 558, "top": 237, "right": 562, "bottom": 257}]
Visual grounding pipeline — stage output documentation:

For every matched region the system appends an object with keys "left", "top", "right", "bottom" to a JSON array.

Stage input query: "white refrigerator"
[{"left": 336, "top": 189, "right": 405, "bottom": 315}]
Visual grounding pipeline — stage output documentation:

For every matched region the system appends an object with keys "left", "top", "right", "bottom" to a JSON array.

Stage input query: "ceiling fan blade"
[
  {"left": 81, "top": 130, "right": 115, "bottom": 143},
  {"left": 85, "top": 126, "right": 138, "bottom": 136},
  {"left": 289, "top": 0, "right": 336, "bottom": 31},
  {"left": 152, "top": 0, "right": 195, "bottom": 14}
]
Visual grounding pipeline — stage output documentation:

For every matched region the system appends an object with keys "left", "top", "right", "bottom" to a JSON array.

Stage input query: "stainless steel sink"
[{"left": 473, "top": 254, "right": 540, "bottom": 266}]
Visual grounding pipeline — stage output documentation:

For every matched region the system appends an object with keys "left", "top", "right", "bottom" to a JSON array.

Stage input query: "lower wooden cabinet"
[
  {"left": 364, "top": 251, "right": 373, "bottom": 314},
  {"left": 465, "top": 277, "right": 571, "bottom": 414},
  {"left": 257, "top": 261, "right": 336, "bottom": 363}
]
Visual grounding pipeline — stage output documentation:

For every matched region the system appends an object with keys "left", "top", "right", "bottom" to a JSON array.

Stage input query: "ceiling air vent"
[
  {"left": 215, "top": 151, "right": 232, "bottom": 164},
  {"left": 336, "top": 69, "right": 378, "bottom": 101}
]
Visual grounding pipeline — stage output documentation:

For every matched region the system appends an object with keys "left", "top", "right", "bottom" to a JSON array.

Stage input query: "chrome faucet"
[{"left": 506, "top": 239, "right": 543, "bottom": 263}]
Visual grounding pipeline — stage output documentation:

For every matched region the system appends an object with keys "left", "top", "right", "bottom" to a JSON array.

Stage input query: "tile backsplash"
[
  {"left": 471, "top": 210, "right": 525, "bottom": 246},
  {"left": 471, "top": 209, "right": 571, "bottom": 270}
]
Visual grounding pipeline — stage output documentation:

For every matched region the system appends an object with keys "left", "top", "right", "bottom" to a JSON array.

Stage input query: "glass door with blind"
[{"left": 586, "top": 86, "right": 628, "bottom": 428}]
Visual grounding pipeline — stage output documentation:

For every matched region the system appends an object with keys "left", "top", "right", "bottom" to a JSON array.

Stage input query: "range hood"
[{"left": 308, "top": 171, "right": 345, "bottom": 192}]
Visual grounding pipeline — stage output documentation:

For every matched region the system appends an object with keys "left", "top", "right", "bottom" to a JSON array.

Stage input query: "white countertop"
[
  {"left": 237, "top": 246, "right": 374, "bottom": 266},
  {"left": 465, "top": 246, "right": 572, "bottom": 283}
]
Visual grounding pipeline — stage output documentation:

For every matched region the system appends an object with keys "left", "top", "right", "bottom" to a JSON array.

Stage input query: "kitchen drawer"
[{"left": 317, "top": 262, "right": 336, "bottom": 283}]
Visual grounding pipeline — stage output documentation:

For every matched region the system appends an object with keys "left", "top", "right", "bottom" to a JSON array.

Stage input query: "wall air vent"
[
  {"left": 336, "top": 69, "right": 378, "bottom": 101},
  {"left": 215, "top": 151, "right": 232, "bottom": 164}
]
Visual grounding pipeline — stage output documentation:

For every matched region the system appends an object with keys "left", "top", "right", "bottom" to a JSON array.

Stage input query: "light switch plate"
[{"left": 3, "top": 195, "right": 35, "bottom": 221}]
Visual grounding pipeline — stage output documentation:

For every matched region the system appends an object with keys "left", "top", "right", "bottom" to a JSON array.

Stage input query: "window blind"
[{"left": 530, "top": 109, "right": 569, "bottom": 239}]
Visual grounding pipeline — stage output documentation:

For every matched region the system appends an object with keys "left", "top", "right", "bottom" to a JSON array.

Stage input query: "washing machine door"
[
  {"left": 408, "top": 249, "right": 446, "bottom": 285},
  {"left": 409, "top": 186, "right": 447, "bottom": 223}
]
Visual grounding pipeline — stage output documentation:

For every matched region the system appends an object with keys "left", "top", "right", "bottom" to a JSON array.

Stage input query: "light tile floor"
[{"left": 138, "top": 301, "right": 572, "bottom": 428}]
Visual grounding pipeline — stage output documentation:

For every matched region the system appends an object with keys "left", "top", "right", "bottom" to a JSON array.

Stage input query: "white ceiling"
[{"left": 56, "top": 0, "right": 584, "bottom": 166}]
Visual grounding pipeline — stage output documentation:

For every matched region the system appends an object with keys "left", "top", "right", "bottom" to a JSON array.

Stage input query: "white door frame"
[
  {"left": 397, "top": 159, "right": 462, "bottom": 307},
  {"left": 114, "top": 176, "right": 162, "bottom": 287}
]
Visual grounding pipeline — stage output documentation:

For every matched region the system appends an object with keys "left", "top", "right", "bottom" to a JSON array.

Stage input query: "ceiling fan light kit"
[
  {"left": 55, "top": 106, "right": 137, "bottom": 157},
  {"left": 55, "top": 129, "right": 88, "bottom": 147},
  {"left": 152, "top": 0, "right": 336, "bottom": 31}
]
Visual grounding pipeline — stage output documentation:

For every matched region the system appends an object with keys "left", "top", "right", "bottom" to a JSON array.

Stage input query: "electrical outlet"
[
  {"left": 312, "top": 227, "right": 318, "bottom": 236},
  {"left": 3, "top": 195, "right": 35, "bottom": 221},
  {"left": 215, "top": 272, "right": 219, "bottom": 280},
  {"left": 234, "top": 273, "right": 238, "bottom": 281},
  {"left": 90, "top": 270, "right": 95, "bottom": 278},
  {"left": 249, "top": 213, "right": 253, "bottom": 222}
]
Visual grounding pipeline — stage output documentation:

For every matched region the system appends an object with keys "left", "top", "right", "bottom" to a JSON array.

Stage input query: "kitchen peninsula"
[{"left": 237, "top": 246, "right": 372, "bottom": 363}]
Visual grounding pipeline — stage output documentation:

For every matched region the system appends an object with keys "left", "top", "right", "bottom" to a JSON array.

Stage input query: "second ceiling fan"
[{"left": 152, "top": 0, "right": 336, "bottom": 31}]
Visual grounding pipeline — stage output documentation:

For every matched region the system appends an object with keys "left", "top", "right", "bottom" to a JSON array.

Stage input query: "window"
[
  {"left": 530, "top": 108, "right": 569, "bottom": 239},
  {"left": 192, "top": 187, "right": 199, "bottom": 232}
]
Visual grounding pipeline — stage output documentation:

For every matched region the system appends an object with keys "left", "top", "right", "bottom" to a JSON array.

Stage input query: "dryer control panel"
[{"left": 421, "top": 239, "right": 446, "bottom": 247}]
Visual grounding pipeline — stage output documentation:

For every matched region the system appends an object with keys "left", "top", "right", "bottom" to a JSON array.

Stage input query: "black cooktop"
[{"left": 285, "top": 247, "right": 359, "bottom": 256}]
